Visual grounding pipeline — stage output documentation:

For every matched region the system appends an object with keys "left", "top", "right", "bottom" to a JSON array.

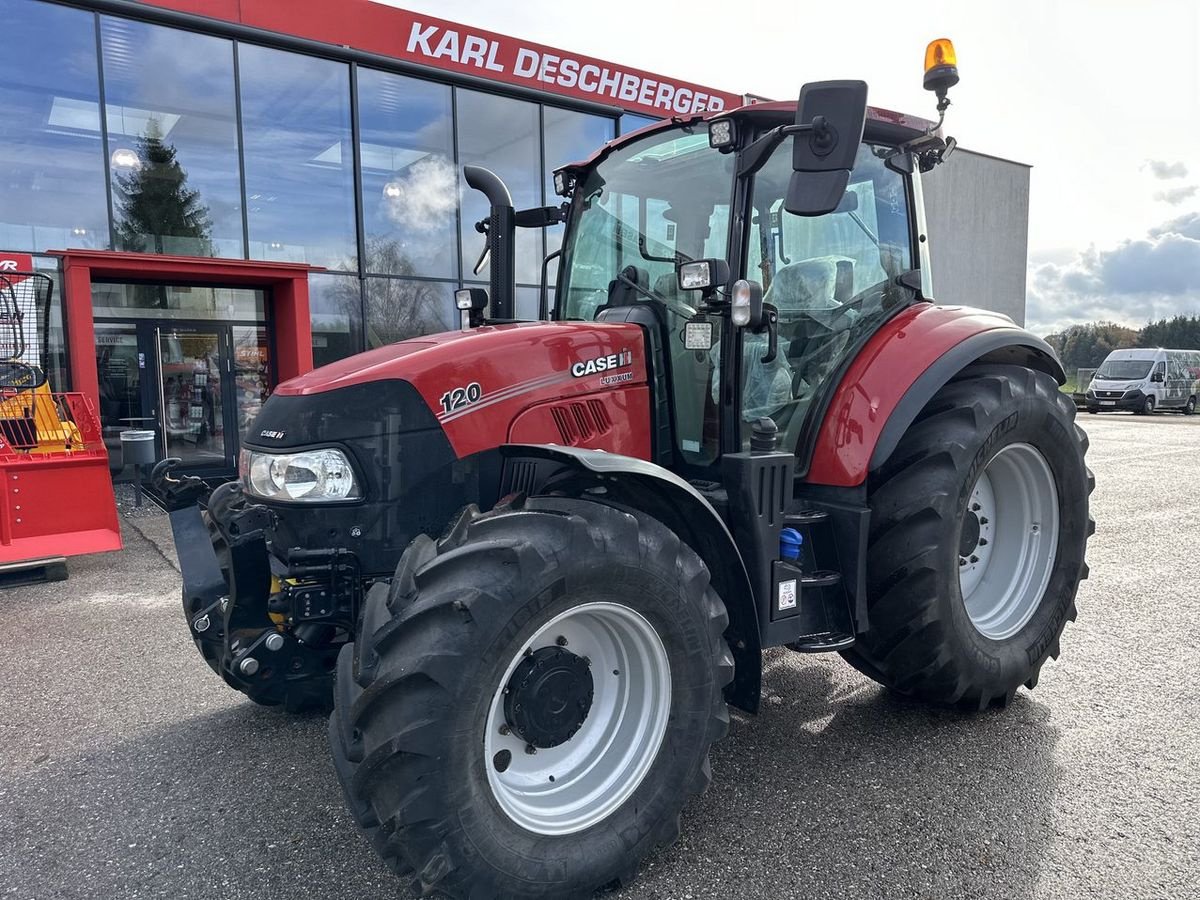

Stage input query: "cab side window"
[{"left": 742, "top": 142, "right": 914, "bottom": 445}]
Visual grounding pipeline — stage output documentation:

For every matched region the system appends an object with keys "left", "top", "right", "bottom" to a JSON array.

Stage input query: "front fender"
[
  {"left": 805, "top": 304, "right": 1065, "bottom": 487},
  {"left": 498, "top": 444, "right": 762, "bottom": 713}
]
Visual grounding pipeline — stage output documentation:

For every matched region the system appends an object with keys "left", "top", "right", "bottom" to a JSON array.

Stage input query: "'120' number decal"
[{"left": 439, "top": 382, "right": 482, "bottom": 415}]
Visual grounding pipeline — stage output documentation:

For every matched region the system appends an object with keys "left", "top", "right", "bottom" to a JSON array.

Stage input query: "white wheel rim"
[
  {"left": 958, "top": 443, "right": 1059, "bottom": 640},
  {"left": 484, "top": 601, "right": 671, "bottom": 835}
]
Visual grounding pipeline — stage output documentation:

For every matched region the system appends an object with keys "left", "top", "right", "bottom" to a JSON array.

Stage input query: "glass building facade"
[{"left": 0, "top": 0, "right": 663, "bottom": 372}]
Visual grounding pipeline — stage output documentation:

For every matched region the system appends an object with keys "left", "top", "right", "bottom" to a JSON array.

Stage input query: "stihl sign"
[
  {"left": 403, "top": 21, "right": 732, "bottom": 116},
  {"left": 134, "top": 1, "right": 744, "bottom": 119}
]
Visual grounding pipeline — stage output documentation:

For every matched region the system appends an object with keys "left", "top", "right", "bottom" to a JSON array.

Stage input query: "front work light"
[
  {"left": 243, "top": 447, "right": 361, "bottom": 502},
  {"left": 923, "top": 38, "right": 959, "bottom": 95},
  {"left": 708, "top": 119, "right": 736, "bottom": 149},
  {"left": 677, "top": 258, "right": 730, "bottom": 292}
]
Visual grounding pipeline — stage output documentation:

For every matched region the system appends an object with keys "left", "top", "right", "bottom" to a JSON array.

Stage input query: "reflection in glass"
[
  {"left": 619, "top": 113, "right": 660, "bottom": 135},
  {"left": 91, "top": 283, "right": 265, "bottom": 320},
  {"left": 542, "top": 107, "right": 615, "bottom": 274},
  {"left": 113, "top": 120, "right": 213, "bottom": 255},
  {"left": 364, "top": 278, "right": 454, "bottom": 348},
  {"left": 0, "top": 0, "right": 109, "bottom": 251},
  {"left": 239, "top": 44, "right": 356, "bottom": 269},
  {"left": 95, "top": 322, "right": 143, "bottom": 477},
  {"left": 159, "top": 328, "right": 225, "bottom": 466},
  {"left": 358, "top": 69, "right": 458, "bottom": 279},
  {"left": 232, "top": 325, "right": 270, "bottom": 435},
  {"left": 100, "top": 16, "right": 242, "bottom": 257},
  {"left": 309, "top": 273, "right": 363, "bottom": 368},
  {"left": 456, "top": 89, "right": 542, "bottom": 285}
]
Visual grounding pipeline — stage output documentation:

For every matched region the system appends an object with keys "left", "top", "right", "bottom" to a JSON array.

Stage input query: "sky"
[{"left": 378, "top": 0, "right": 1200, "bottom": 335}]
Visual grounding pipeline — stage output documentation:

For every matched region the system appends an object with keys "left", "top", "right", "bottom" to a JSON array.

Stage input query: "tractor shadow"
[
  {"left": 2, "top": 651, "right": 1062, "bottom": 900},
  {"left": 629, "top": 648, "right": 1064, "bottom": 900}
]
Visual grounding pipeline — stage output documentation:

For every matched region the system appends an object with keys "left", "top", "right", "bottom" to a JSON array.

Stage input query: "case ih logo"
[{"left": 572, "top": 349, "right": 632, "bottom": 378}]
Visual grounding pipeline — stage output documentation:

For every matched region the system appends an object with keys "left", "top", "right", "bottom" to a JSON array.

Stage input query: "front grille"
[{"left": 1094, "top": 390, "right": 1125, "bottom": 399}]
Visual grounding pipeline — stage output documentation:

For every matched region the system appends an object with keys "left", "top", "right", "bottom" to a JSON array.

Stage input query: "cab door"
[{"left": 1151, "top": 359, "right": 1169, "bottom": 407}]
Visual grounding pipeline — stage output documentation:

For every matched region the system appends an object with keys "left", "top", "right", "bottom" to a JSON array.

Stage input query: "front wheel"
[
  {"left": 1139, "top": 395, "right": 1156, "bottom": 415},
  {"left": 842, "top": 365, "right": 1093, "bottom": 709},
  {"left": 331, "top": 497, "right": 732, "bottom": 897}
]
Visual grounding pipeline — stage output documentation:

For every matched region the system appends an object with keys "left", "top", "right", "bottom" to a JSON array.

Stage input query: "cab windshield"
[
  {"left": 558, "top": 127, "right": 735, "bottom": 465},
  {"left": 1096, "top": 360, "right": 1152, "bottom": 380}
]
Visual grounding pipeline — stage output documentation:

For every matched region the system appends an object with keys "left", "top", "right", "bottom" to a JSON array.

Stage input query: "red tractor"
[{"left": 156, "top": 41, "right": 1092, "bottom": 898}]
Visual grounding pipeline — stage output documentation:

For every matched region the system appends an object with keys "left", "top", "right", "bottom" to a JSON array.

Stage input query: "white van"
[{"left": 1086, "top": 348, "right": 1200, "bottom": 415}]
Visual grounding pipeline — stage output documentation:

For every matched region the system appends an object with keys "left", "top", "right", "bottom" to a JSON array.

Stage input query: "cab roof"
[{"left": 557, "top": 100, "right": 937, "bottom": 175}]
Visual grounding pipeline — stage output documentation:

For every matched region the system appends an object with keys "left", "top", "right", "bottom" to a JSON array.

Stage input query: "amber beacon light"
[{"left": 923, "top": 38, "right": 960, "bottom": 96}]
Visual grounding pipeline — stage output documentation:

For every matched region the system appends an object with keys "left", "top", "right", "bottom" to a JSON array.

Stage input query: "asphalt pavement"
[{"left": 2, "top": 412, "right": 1198, "bottom": 899}]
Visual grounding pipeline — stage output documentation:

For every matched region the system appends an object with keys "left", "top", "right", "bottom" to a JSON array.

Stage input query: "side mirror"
[
  {"left": 1151, "top": 371, "right": 1165, "bottom": 383},
  {"left": 786, "top": 80, "right": 868, "bottom": 218}
]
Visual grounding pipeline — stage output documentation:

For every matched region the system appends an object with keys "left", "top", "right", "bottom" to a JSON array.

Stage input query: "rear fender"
[
  {"left": 806, "top": 305, "right": 1066, "bottom": 487},
  {"left": 498, "top": 444, "right": 762, "bottom": 713}
]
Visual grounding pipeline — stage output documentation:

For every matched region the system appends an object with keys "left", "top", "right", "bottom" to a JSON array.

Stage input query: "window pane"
[
  {"left": 32, "top": 256, "right": 69, "bottom": 392},
  {"left": 358, "top": 69, "right": 457, "bottom": 279},
  {"left": 619, "top": 113, "right": 659, "bottom": 135},
  {"left": 743, "top": 142, "right": 913, "bottom": 440},
  {"left": 364, "top": 278, "right": 455, "bottom": 348},
  {"left": 101, "top": 16, "right": 242, "bottom": 258},
  {"left": 309, "top": 273, "right": 363, "bottom": 368},
  {"left": 456, "top": 90, "right": 541, "bottom": 285},
  {"left": 543, "top": 107, "right": 615, "bottom": 272},
  {"left": 0, "top": 1, "right": 109, "bottom": 252},
  {"left": 91, "top": 283, "right": 266, "bottom": 320},
  {"left": 239, "top": 45, "right": 356, "bottom": 270}
]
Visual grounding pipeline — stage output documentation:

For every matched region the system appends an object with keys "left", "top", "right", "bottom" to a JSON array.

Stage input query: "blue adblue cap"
[{"left": 779, "top": 527, "right": 804, "bottom": 561}]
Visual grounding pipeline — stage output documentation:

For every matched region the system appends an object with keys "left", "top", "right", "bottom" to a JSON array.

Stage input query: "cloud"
[
  {"left": 1154, "top": 184, "right": 1198, "bottom": 205},
  {"left": 1145, "top": 159, "right": 1189, "bottom": 180},
  {"left": 1027, "top": 213, "right": 1200, "bottom": 334}
]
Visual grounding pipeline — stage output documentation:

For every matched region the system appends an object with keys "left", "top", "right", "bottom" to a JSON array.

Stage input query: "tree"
[
  {"left": 329, "top": 237, "right": 454, "bottom": 349},
  {"left": 114, "top": 119, "right": 212, "bottom": 259},
  {"left": 1043, "top": 321, "right": 1139, "bottom": 374},
  {"left": 1139, "top": 315, "right": 1200, "bottom": 349}
]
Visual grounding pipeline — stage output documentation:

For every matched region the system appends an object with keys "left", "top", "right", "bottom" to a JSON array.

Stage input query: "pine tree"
[{"left": 114, "top": 118, "right": 213, "bottom": 258}]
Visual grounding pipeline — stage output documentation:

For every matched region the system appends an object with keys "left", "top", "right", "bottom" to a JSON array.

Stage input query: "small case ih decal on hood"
[{"left": 571, "top": 349, "right": 633, "bottom": 378}]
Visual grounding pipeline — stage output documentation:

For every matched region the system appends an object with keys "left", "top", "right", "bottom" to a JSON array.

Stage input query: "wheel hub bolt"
[
  {"left": 969, "top": 554, "right": 980, "bottom": 564},
  {"left": 978, "top": 538, "right": 988, "bottom": 547},
  {"left": 556, "top": 635, "right": 568, "bottom": 646},
  {"left": 979, "top": 516, "right": 989, "bottom": 525},
  {"left": 264, "top": 633, "right": 284, "bottom": 651},
  {"left": 525, "top": 744, "right": 537, "bottom": 755},
  {"left": 499, "top": 724, "right": 511, "bottom": 736},
  {"left": 193, "top": 614, "right": 210, "bottom": 633},
  {"left": 971, "top": 502, "right": 981, "bottom": 512},
  {"left": 239, "top": 656, "right": 260, "bottom": 676},
  {"left": 959, "top": 557, "right": 967, "bottom": 567}
]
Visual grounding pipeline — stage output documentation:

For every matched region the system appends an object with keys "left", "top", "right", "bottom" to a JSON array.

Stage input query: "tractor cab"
[{"left": 551, "top": 101, "right": 932, "bottom": 473}]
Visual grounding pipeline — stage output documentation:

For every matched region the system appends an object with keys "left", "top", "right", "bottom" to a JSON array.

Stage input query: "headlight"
[{"left": 241, "top": 447, "right": 361, "bottom": 502}]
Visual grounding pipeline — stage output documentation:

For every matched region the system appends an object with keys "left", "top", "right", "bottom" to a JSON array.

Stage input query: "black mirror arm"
[
  {"left": 738, "top": 120, "right": 823, "bottom": 178},
  {"left": 538, "top": 248, "right": 563, "bottom": 320}
]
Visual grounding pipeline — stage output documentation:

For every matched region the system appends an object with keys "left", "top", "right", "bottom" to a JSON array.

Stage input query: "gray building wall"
[{"left": 920, "top": 149, "right": 1030, "bottom": 325}]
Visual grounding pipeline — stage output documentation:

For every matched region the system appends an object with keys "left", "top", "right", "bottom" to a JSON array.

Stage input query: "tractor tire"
[
  {"left": 330, "top": 496, "right": 732, "bottom": 898},
  {"left": 842, "top": 365, "right": 1093, "bottom": 710},
  {"left": 185, "top": 503, "right": 339, "bottom": 713}
]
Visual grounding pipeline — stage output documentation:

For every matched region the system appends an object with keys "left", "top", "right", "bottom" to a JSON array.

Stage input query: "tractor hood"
[{"left": 271, "top": 321, "right": 648, "bottom": 458}]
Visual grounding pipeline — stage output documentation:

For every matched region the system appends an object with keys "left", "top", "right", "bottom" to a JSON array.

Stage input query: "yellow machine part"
[{"left": 0, "top": 384, "right": 84, "bottom": 454}]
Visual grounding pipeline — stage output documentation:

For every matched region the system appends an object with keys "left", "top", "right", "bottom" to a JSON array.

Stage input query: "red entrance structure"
[{"left": 0, "top": 251, "right": 318, "bottom": 569}]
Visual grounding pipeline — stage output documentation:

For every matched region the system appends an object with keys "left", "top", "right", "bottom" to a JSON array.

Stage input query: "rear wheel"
[
  {"left": 331, "top": 496, "right": 731, "bottom": 897},
  {"left": 842, "top": 365, "right": 1093, "bottom": 709},
  {"left": 1184, "top": 396, "right": 1196, "bottom": 415}
]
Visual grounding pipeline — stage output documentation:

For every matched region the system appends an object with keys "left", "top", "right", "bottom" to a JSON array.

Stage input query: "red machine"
[
  {"left": 0, "top": 270, "right": 120, "bottom": 577},
  {"left": 157, "top": 43, "right": 1093, "bottom": 899}
]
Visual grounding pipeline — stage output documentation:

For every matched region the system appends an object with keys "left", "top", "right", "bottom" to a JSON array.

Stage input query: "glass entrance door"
[
  {"left": 95, "top": 319, "right": 272, "bottom": 477},
  {"left": 156, "top": 325, "right": 231, "bottom": 469}
]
